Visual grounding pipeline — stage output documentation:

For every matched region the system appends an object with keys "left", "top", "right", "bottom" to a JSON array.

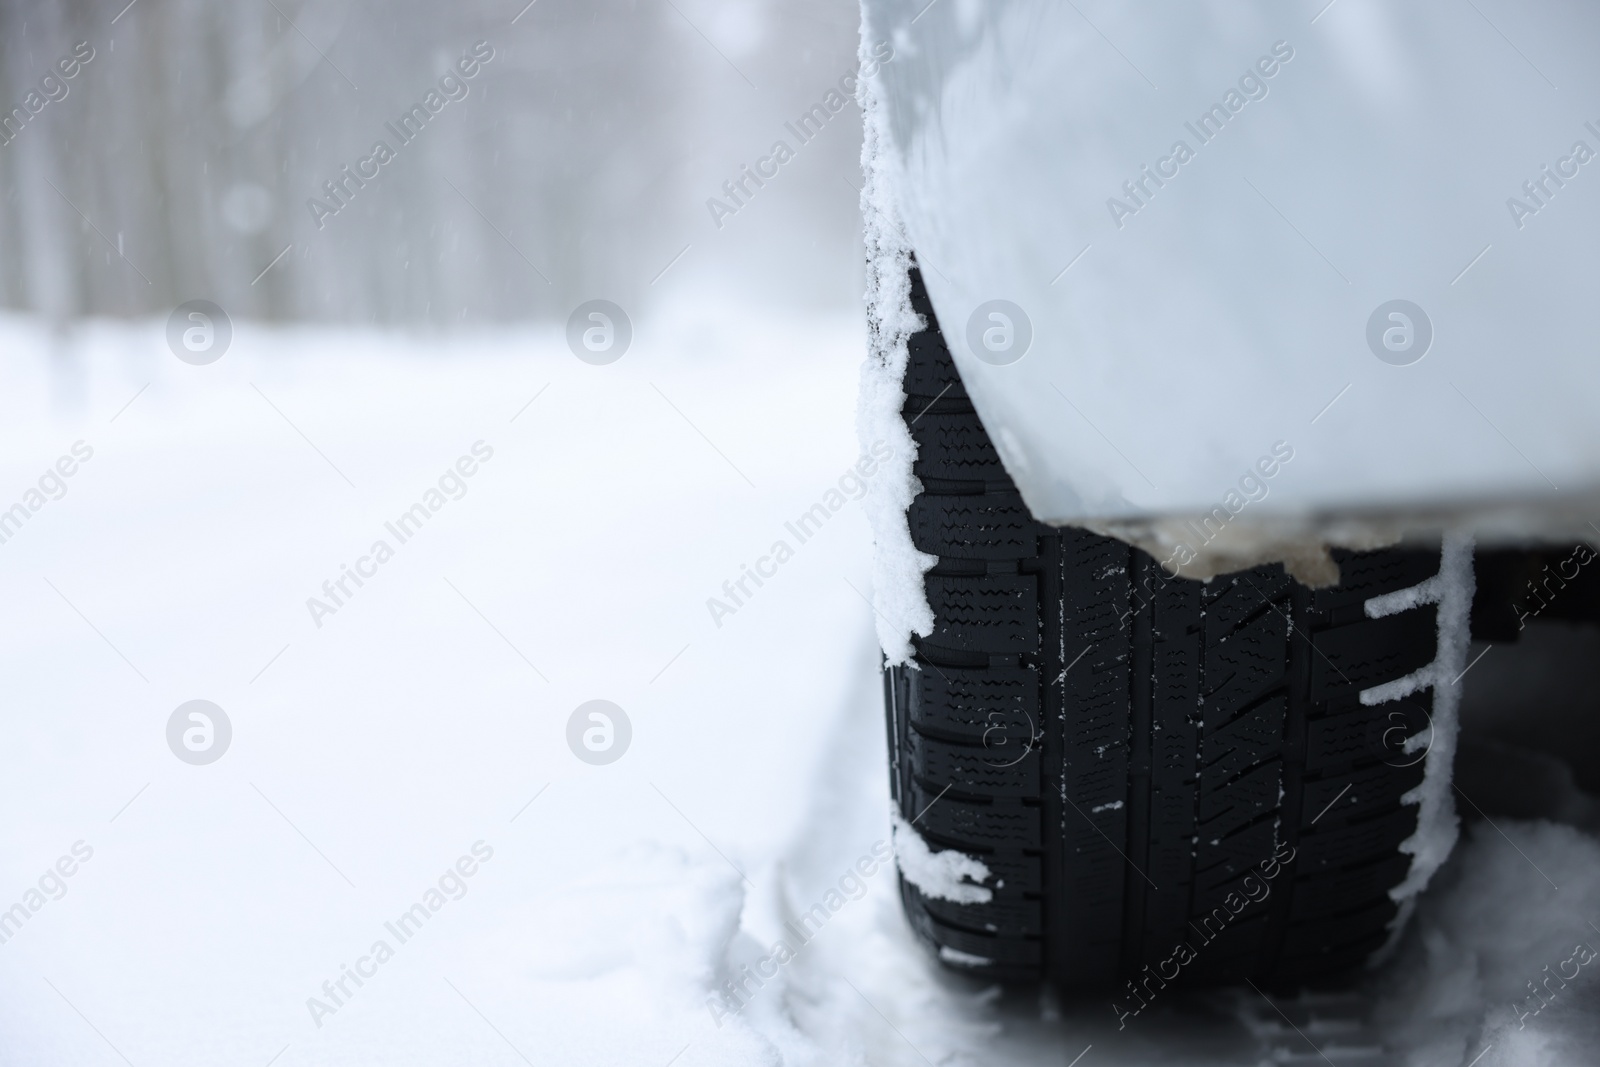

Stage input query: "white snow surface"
[
  {"left": 891, "top": 813, "right": 992, "bottom": 905},
  {"left": 0, "top": 311, "right": 1596, "bottom": 1066},
  {"left": 855, "top": 30, "right": 935, "bottom": 667}
]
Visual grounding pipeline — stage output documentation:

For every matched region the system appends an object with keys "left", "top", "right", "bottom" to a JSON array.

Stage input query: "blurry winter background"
[
  {"left": 0, "top": 0, "right": 865, "bottom": 331},
  {"left": 2, "top": 2, "right": 1599, "bottom": 1066}
]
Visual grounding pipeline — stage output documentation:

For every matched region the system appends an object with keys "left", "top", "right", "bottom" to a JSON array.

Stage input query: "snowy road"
[{"left": 1, "top": 309, "right": 1597, "bottom": 1066}]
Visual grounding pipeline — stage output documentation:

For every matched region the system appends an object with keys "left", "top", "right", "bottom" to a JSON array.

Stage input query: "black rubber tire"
[{"left": 886, "top": 266, "right": 1442, "bottom": 995}]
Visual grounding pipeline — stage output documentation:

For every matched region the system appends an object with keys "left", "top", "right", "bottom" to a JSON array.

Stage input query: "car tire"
[{"left": 884, "top": 266, "right": 1447, "bottom": 994}]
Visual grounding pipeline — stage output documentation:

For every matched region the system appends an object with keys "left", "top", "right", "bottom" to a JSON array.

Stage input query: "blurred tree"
[{"left": 0, "top": 0, "right": 869, "bottom": 325}]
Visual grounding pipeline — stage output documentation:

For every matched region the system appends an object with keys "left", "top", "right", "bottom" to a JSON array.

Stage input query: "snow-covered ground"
[{"left": 1, "top": 308, "right": 1597, "bottom": 1066}]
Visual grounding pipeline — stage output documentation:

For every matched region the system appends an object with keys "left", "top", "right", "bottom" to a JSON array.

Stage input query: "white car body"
[{"left": 861, "top": 0, "right": 1600, "bottom": 581}]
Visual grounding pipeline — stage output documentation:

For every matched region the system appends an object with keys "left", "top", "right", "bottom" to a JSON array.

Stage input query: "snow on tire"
[{"left": 879, "top": 265, "right": 1464, "bottom": 994}]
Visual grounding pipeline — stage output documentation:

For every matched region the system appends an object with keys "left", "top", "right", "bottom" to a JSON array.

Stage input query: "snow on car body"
[{"left": 861, "top": 0, "right": 1600, "bottom": 579}]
